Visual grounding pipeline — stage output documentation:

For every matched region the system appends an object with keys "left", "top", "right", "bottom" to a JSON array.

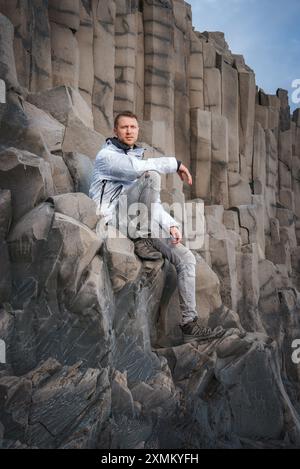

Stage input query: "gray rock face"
[
  {"left": 1, "top": 0, "right": 300, "bottom": 450},
  {"left": 0, "top": 358, "right": 111, "bottom": 449},
  {"left": 63, "top": 152, "right": 94, "bottom": 195},
  {"left": 49, "top": 193, "right": 99, "bottom": 230},
  {"left": 0, "top": 148, "right": 54, "bottom": 224},
  {"left": 0, "top": 13, "right": 20, "bottom": 92}
]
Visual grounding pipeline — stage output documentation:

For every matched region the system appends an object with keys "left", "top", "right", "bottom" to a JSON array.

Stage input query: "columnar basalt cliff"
[{"left": 0, "top": 0, "right": 300, "bottom": 449}]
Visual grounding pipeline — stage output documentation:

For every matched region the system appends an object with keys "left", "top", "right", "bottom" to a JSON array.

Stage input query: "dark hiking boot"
[
  {"left": 181, "top": 318, "right": 226, "bottom": 344},
  {"left": 134, "top": 238, "right": 163, "bottom": 261}
]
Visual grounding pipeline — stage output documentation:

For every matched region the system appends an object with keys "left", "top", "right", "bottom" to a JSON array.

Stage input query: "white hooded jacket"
[{"left": 89, "top": 138, "right": 180, "bottom": 233}]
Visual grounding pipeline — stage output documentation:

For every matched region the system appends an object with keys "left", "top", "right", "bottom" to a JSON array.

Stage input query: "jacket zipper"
[
  {"left": 109, "top": 185, "right": 123, "bottom": 204},
  {"left": 99, "top": 180, "right": 107, "bottom": 208}
]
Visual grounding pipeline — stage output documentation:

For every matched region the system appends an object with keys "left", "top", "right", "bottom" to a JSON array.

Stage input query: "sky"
[{"left": 188, "top": 0, "right": 300, "bottom": 112}]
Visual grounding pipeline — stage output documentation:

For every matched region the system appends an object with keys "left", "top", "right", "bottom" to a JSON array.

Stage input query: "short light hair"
[{"left": 114, "top": 111, "right": 138, "bottom": 128}]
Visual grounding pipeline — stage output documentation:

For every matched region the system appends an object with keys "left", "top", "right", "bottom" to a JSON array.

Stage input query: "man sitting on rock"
[{"left": 89, "top": 111, "right": 225, "bottom": 343}]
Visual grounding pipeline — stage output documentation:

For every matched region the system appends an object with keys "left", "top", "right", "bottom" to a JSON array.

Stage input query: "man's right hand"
[{"left": 177, "top": 163, "right": 192, "bottom": 185}]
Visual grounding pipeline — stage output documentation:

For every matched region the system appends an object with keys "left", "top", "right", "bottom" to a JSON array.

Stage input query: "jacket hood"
[{"left": 106, "top": 137, "right": 140, "bottom": 154}]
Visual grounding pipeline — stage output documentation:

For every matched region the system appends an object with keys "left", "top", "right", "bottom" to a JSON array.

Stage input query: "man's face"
[{"left": 114, "top": 116, "right": 139, "bottom": 147}]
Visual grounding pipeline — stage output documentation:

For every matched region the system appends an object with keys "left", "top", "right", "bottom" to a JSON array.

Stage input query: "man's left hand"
[
  {"left": 177, "top": 163, "right": 192, "bottom": 185},
  {"left": 170, "top": 226, "right": 182, "bottom": 245}
]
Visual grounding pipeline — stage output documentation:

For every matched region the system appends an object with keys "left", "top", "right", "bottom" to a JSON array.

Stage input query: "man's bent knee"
[
  {"left": 141, "top": 170, "right": 161, "bottom": 189},
  {"left": 143, "top": 170, "right": 161, "bottom": 181}
]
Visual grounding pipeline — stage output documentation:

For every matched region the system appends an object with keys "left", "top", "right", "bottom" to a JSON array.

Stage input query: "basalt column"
[
  {"left": 0, "top": 0, "right": 52, "bottom": 91},
  {"left": 143, "top": 0, "right": 175, "bottom": 156},
  {"left": 113, "top": 0, "right": 139, "bottom": 116},
  {"left": 92, "top": 0, "right": 116, "bottom": 135}
]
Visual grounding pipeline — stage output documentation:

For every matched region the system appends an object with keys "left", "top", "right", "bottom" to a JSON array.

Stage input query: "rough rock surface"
[{"left": 1, "top": 0, "right": 300, "bottom": 449}]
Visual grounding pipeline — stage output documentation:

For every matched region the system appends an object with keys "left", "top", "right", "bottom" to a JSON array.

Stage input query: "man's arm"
[{"left": 95, "top": 148, "right": 179, "bottom": 181}]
